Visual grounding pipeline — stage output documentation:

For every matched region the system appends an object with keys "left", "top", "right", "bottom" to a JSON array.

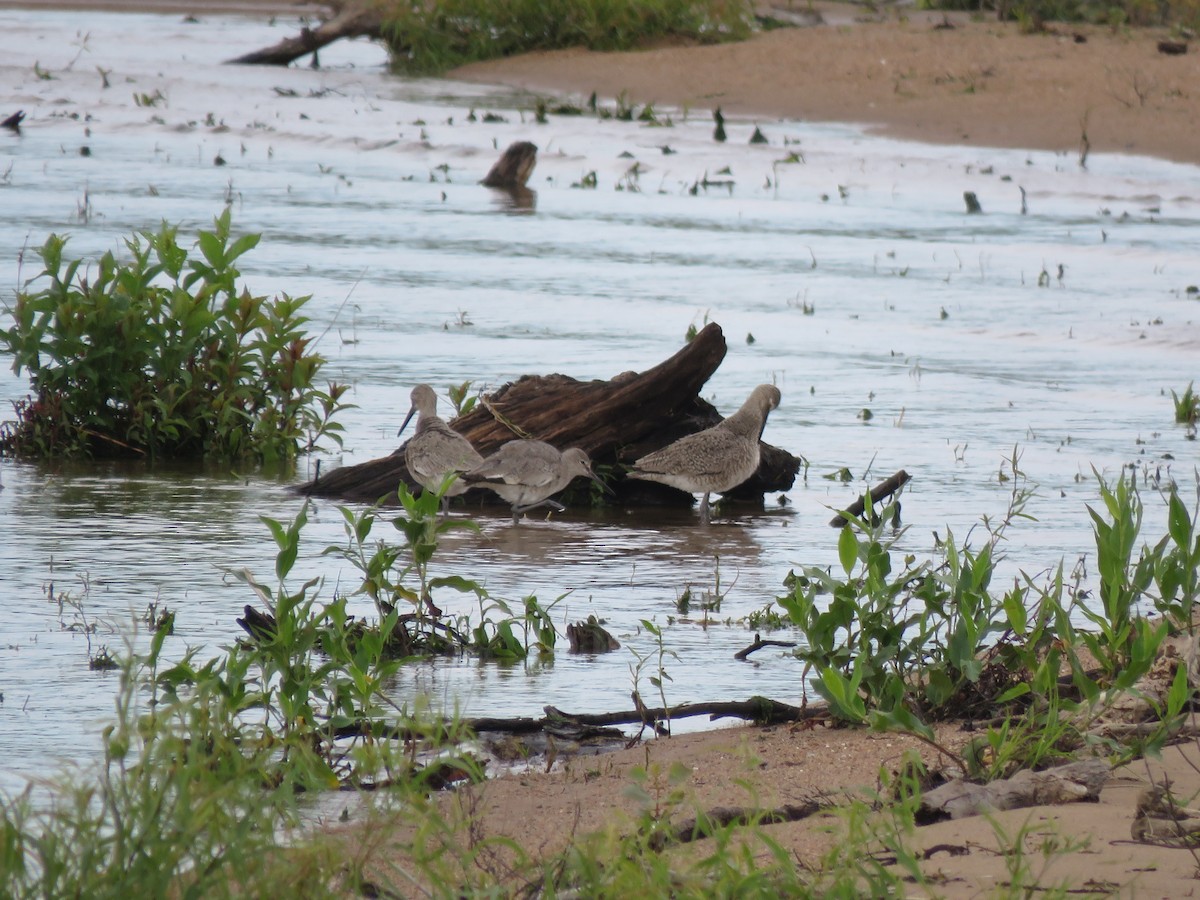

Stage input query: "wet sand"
[
  {"left": 11, "top": 0, "right": 1196, "bottom": 163},
  {"left": 455, "top": 2, "right": 1200, "bottom": 165}
]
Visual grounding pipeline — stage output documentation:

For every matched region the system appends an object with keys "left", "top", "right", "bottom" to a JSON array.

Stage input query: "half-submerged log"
[
  {"left": 226, "top": 3, "right": 385, "bottom": 66},
  {"left": 327, "top": 695, "right": 825, "bottom": 741},
  {"left": 829, "top": 470, "right": 912, "bottom": 527},
  {"left": 299, "top": 323, "right": 801, "bottom": 507},
  {"left": 481, "top": 141, "right": 537, "bottom": 189},
  {"left": 566, "top": 616, "right": 620, "bottom": 653}
]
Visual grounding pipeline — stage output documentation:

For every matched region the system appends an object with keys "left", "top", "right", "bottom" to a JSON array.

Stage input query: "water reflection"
[{"left": 488, "top": 186, "right": 537, "bottom": 212}]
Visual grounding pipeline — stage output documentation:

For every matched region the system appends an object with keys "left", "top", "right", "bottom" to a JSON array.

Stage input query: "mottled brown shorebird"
[
  {"left": 464, "top": 440, "right": 604, "bottom": 524},
  {"left": 627, "top": 383, "right": 781, "bottom": 524},
  {"left": 397, "top": 384, "right": 483, "bottom": 511}
]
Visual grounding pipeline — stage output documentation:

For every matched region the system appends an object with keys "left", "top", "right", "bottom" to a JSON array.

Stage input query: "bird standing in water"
[
  {"left": 627, "top": 384, "right": 781, "bottom": 524},
  {"left": 465, "top": 440, "right": 604, "bottom": 524},
  {"left": 397, "top": 384, "right": 483, "bottom": 511}
]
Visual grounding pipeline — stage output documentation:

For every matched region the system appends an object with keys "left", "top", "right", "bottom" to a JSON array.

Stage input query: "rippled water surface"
[{"left": 2, "top": 9, "right": 1199, "bottom": 794}]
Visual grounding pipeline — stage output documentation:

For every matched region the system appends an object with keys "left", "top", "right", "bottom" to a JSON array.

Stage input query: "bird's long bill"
[
  {"left": 396, "top": 405, "right": 417, "bottom": 438},
  {"left": 589, "top": 469, "right": 614, "bottom": 495}
]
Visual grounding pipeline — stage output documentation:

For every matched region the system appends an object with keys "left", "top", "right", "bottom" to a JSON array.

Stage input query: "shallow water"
[{"left": 1, "top": 9, "right": 1198, "bottom": 795}]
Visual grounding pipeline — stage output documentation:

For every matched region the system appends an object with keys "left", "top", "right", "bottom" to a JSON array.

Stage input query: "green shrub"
[
  {"left": 784, "top": 463, "right": 1197, "bottom": 773},
  {"left": 924, "top": 0, "right": 1200, "bottom": 29},
  {"left": 0, "top": 210, "right": 349, "bottom": 462},
  {"left": 381, "top": 0, "right": 755, "bottom": 75}
]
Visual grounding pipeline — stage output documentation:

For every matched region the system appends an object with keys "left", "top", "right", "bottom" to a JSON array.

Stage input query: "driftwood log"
[
  {"left": 328, "top": 695, "right": 824, "bottom": 741},
  {"left": 565, "top": 616, "right": 620, "bottom": 653},
  {"left": 919, "top": 757, "right": 1110, "bottom": 822},
  {"left": 481, "top": 141, "right": 537, "bottom": 190},
  {"left": 648, "top": 799, "right": 827, "bottom": 850},
  {"left": 300, "top": 322, "right": 801, "bottom": 507},
  {"left": 734, "top": 633, "right": 798, "bottom": 660},
  {"left": 829, "top": 469, "right": 912, "bottom": 527},
  {"left": 226, "top": 3, "right": 385, "bottom": 66},
  {"left": 482, "top": 141, "right": 538, "bottom": 209}
]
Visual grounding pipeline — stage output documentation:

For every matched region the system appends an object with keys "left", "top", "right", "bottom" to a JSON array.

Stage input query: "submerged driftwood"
[
  {"left": 481, "top": 141, "right": 537, "bottom": 190},
  {"left": 829, "top": 469, "right": 912, "bottom": 527},
  {"left": 482, "top": 141, "right": 538, "bottom": 209},
  {"left": 300, "top": 322, "right": 800, "bottom": 507}
]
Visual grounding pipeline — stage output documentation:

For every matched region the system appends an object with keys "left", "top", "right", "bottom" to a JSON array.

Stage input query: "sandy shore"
[
  {"left": 334, "top": 718, "right": 1200, "bottom": 895},
  {"left": 454, "top": 3, "right": 1200, "bottom": 166}
]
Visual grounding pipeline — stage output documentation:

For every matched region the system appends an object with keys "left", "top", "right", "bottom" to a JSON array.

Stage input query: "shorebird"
[
  {"left": 627, "top": 383, "right": 781, "bottom": 524},
  {"left": 464, "top": 440, "right": 604, "bottom": 523},
  {"left": 397, "top": 384, "right": 483, "bottom": 511}
]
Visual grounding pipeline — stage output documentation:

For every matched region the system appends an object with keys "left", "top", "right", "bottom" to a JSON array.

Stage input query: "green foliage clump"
[
  {"left": 382, "top": 0, "right": 755, "bottom": 75},
  {"left": 783, "top": 457, "right": 1200, "bottom": 776},
  {"left": 923, "top": 0, "right": 1200, "bottom": 30},
  {"left": 0, "top": 209, "right": 350, "bottom": 462},
  {"left": 1172, "top": 381, "right": 1198, "bottom": 426},
  {"left": 1, "top": 654, "right": 299, "bottom": 897}
]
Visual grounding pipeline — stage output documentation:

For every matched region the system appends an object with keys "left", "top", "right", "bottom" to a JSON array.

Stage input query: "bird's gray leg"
[
  {"left": 514, "top": 499, "right": 566, "bottom": 515},
  {"left": 699, "top": 492, "right": 712, "bottom": 525}
]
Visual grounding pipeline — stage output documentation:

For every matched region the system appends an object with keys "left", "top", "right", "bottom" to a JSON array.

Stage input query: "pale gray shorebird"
[
  {"left": 627, "top": 383, "right": 781, "bottom": 524},
  {"left": 464, "top": 440, "right": 604, "bottom": 524},
  {"left": 397, "top": 384, "right": 484, "bottom": 511}
]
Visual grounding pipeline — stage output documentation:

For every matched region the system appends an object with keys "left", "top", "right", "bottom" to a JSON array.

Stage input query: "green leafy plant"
[
  {"left": 0, "top": 209, "right": 350, "bottom": 462},
  {"left": 0, "top": 639, "right": 321, "bottom": 897},
  {"left": 324, "top": 483, "right": 563, "bottom": 663},
  {"left": 814, "top": 759, "right": 931, "bottom": 896},
  {"left": 785, "top": 453, "right": 1200, "bottom": 785},
  {"left": 1149, "top": 486, "right": 1200, "bottom": 625},
  {"left": 381, "top": 0, "right": 754, "bottom": 75},
  {"left": 780, "top": 493, "right": 1019, "bottom": 736},
  {"left": 1171, "top": 381, "right": 1198, "bottom": 426},
  {"left": 629, "top": 619, "right": 679, "bottom": 735},
  {"left": 447, "top": 379, "right": 477, "bottom": 416},
  {"left": 1075, "top": 469, "right": 1166, "bottom": 682}
]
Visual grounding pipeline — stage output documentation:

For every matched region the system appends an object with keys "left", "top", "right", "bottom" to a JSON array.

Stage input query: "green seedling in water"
[{"left": 1170, "top": 381, "right": 1197, "bottom": 425}]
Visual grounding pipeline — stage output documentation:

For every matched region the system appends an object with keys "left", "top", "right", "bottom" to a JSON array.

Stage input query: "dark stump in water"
[
  {"left": 299, "top": 322, "right": 801, "bottom": 509},
  {"left": 481, "top": 141, "right": 538, "bottom": 190}
]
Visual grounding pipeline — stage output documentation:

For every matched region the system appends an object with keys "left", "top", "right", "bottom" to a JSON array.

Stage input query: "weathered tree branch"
[
  {"left": 829, "top": 469, "right": 912, "bottom": 527},
  {"left": 226, "top": 3, "right": 385, "bottom": 66},
  {"left": 734, "top": 633, "right": 798, "bottom": 660},
  {"left": 329, "top": 695, "right": 824, "bottom": 741},
  {"left": 650, "top": 799, "right": 828, "bottom": 849}
]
